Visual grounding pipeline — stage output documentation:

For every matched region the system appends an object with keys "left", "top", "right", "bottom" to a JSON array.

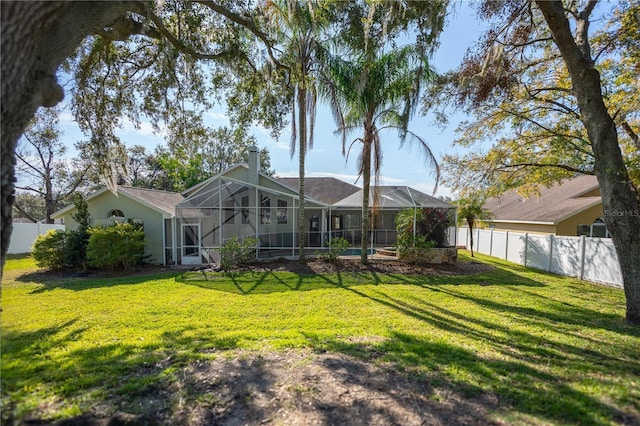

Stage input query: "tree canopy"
[{"left": 425, "top": 0, "right": 639, "bottom": 197}]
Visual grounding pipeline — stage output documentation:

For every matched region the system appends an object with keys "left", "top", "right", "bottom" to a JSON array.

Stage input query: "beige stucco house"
[{"left": 483, "top": 175, "right": 606, "bottom": 236}]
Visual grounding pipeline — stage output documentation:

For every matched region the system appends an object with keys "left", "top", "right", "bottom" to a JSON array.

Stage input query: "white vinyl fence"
[
  {"left": 457, "top": 227, "right": 623, "bottom": 289},
  {"left": 8, "top": 223, "right": 65, "bottom": 254}
]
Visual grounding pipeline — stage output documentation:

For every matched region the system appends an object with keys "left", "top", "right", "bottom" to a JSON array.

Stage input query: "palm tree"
[
  {"left": 455, "top": 195, "right": 494, "bottom": 257},
  {"left": 320, "top": 45, "right": 439, "bottom": 264},
  {"left": 263, "top": 0, "right": 327, "bottom": 262}
]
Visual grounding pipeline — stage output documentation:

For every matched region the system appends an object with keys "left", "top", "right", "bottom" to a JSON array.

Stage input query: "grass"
[{"left": 1, "top": 251, "right": 639, "bottom": 425}]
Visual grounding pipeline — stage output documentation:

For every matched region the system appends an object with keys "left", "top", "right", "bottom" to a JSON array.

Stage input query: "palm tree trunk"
[
  {"left": 468, "top": 219, "right": 475, "bottom": 257},
  {"left": 297, "top": 86, "right": 307, "bottom": 262},
  {"left": 361, "top": 135, "right": 372, "bottom": 264}
]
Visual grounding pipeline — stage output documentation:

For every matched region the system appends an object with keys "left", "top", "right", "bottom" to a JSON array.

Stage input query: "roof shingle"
[{"left": 484, "top": 175, "right": 601, "bottom": 224}]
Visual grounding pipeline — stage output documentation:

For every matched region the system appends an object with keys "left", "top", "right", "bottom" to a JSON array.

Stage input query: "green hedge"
[{"left": 86, "top": 223, "right": 146, "bottom": 271}]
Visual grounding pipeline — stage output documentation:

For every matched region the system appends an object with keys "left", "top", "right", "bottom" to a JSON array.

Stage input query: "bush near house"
[
  {"left": 32, "top": 223, "right": 146, "bottom": 272},
  {"left": 86, "top": 223, "right": 146, "bottom": 271},
  {"left": 395, "top": 208, "right": 452, "bottom": 249},
  {"left": 395, "top": 234, "right": 436, "bottom": 265},
  {"left": 395, "top": 208, "right": 451, "bottom": 265},
  {"left": 219, "top": 236, "right": 259, "bottom": 271},
  {"left": 31, "top": 229, "right": 87, "bottom": 271},
  {"left": 318, "top": 237, "right": 349, "bottom": 264}
]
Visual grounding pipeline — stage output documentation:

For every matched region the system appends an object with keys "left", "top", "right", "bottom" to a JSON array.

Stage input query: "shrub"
[
  {"left": 220, "top": 236, "right": 258, "bottom": 271},
  {"left": 396, "top": 234, "right": 436, "bottom": 265},
  {"left": 318, "top": 237, "right": 349, "bottom": 264},
  {"left": 86, "top": 223, "right": 146, "bottom": 271},
  {"left": 32, "top": 229, "right": 68, "bottom": 270},
  {"left": 395, "top": 207, "right": 452, "bottom": 248},
  {"left": 32, "top": 229, "right": 89, "bottom": 270},
  {"left": 31, "top": 194, "right": 92, "bottom": 271}
]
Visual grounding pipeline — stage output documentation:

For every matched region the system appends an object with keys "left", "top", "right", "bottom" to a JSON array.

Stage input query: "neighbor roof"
[
  {"left": 52, "top": 186, "right": 184, "bottom": 219},
  {"left": 277, "top": 177, "right": 360, "bottom": 205},
  {"left": 332, "top": 186, "right": 454, "bottom": 209},
  {"left": 484, "top": 175, "right": 601, "bottom": 224}
]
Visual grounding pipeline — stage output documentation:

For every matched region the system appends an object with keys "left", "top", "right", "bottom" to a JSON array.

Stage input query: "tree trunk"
[
  {"left": 537, "top": 0, "right": 640, "bottom": 324},
  {"left": 297, "top": 86, "right": 307, "bottom": 262},
  {"left": 468, "top": 219, "right": 475, "bottom": 257},
  {"left": 1, "top": 1, "right": 135, "bottom": 277},
  {"left": 361, "top": 134, "right": 372, "bottom": 264}
]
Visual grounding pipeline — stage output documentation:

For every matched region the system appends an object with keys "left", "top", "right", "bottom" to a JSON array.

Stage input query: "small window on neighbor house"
[
  {"left": 108, "top": 209, "right": 125, "bottom": 218},
  {"left": 577, "top": 224, "right": 590, "bottom": 236}
]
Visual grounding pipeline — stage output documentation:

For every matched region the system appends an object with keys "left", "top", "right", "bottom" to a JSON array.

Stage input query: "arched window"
[{"left": 108, "top": 209, "right": 125, "bottom": 218}]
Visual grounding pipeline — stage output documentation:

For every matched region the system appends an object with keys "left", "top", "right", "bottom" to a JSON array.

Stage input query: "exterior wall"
[
  {"left": 556, "top": 204, "right": 603, "bottom": 236},
  {"left": 8, "top": 223, "right": 65, "bottom": 254},
  {"left": 490, "top": 222, "right": 557, "bottom": 235},
  {"left": 63, "top": 192, "right": 166, "bottom": 264}
]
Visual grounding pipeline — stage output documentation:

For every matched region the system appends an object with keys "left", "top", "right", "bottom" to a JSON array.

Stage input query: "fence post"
[
  {"left": 504, "top": 231, "right": 509, "bottom": 260},
  {"left": 548, "top": 234, "right": 554, "bottom": 272},
  {"left": 579, "top": 235, "right": 586, "bottom": 280},
  {"left": 523, "top": 233, "right": 529, "bottom": 267},
  {"left": 489, "top": 229, "right": 494, "bottom": 257}
]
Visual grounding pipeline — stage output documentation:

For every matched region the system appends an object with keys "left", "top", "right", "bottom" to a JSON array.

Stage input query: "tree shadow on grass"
[
  {"left": 301, "top": 282, "right": 640, "bottom": 425},
  {"left": 176, "top": 264, "right": 542, "bottom": 296},
  {"left": 3, "top": 323, "right": 502, "bottom": 425},
  {"left": 3, "top": 289, "right": 639, "bottom": 425},
  {"left": 6, "top": 320, "right": 636, "bottom": 425},
  {"left": 18, "top": 270, "right": 183, "bottom": 294}
]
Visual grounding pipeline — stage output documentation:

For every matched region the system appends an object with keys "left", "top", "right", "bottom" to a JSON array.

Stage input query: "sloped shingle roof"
[
  {"left": 484, "top": 175, "right": 601, "bottom": 224},
  {"left": 52, "top": 186, "right": 183, "bottom": 218},
  {"left": 277, "top": 177, "right": 360, "bottom": 205},
  {"left": 117, "top": 186, "right": 184, "bottom": 216},
  {"left": 332, "top": 186, "right": 453, "bottom": 209}
]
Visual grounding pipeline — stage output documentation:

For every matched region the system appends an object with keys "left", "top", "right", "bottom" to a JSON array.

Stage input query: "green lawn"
[{"left": 1, "top": 252, "right": 639, "bottom": 424}]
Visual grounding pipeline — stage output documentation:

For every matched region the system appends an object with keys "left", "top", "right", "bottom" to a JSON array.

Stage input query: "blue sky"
[{"left": 55, "top": 4, "right": 487, "bottom": 198}]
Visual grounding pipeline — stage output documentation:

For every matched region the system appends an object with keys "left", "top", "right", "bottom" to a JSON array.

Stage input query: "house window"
[
  {"left": 260, "top": 195, "right": 271, "bottom": 224},
  {"left": 224, "top": 198, "right": 235, "bottom": 224},
  {"left": 277, "top": 199, "right": 287, "bottom": 224},
  {"left": 332, "top": 215, "right": 343, "bottom": 230},
  {"left": 108, "top": 209, "right": 125, "bottom": 218},
  {"left": 241, "top": 196, "right": 249, "bottom": 224}
]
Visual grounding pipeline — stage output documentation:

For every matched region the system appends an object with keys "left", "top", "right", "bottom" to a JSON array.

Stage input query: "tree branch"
[
  {"left": 497, "top": 162, "right": 593, "bottom": 175},
  {"left": 135, "top": 3, "right": 252, "bottom": 64},
  {"left": 12, "top": 202, "right": 40, "bottom": 223},
  {"left": 193, "top": 0, "right": 282, "bottom": 67},
  {"left": 620, "top": 120, "right": 640, "bottom": 150}
]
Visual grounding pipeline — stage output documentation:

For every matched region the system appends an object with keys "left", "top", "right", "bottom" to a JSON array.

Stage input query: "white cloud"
[
  {"left": 207, "top": 111, "right": 230, "bottom": 121},
  {"left": 59, "top": 112, "right": 76, "bottom": 123},
  {"left": 121, "top": 118, "right": 166, "bottom": 138}
]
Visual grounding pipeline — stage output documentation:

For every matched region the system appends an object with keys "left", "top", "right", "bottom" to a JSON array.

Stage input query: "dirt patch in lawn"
[{"left": 36, "top": 349, "right": 500, "bottom": 426}]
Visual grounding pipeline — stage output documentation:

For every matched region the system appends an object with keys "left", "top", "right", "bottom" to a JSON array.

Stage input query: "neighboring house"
[
  {"left": 53, "top": 147, "right": 455, "bottom": 265},
  {"left": 483, "top": 175, "right": 606, "bottom": 236},
  {"left": 52, "top": 186, "right": 184, "bottom": 264}
]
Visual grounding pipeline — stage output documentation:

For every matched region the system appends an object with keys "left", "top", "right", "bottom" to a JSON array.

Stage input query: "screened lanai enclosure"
[
  {"left": 166, "top": 162, "right": 456, "bottom": 265},
  {"left": 329, "top": 186, "right": 457, "bottom": 249},
  {"left": 171, "top": 173, "right": 327, "bottom": 265}
]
